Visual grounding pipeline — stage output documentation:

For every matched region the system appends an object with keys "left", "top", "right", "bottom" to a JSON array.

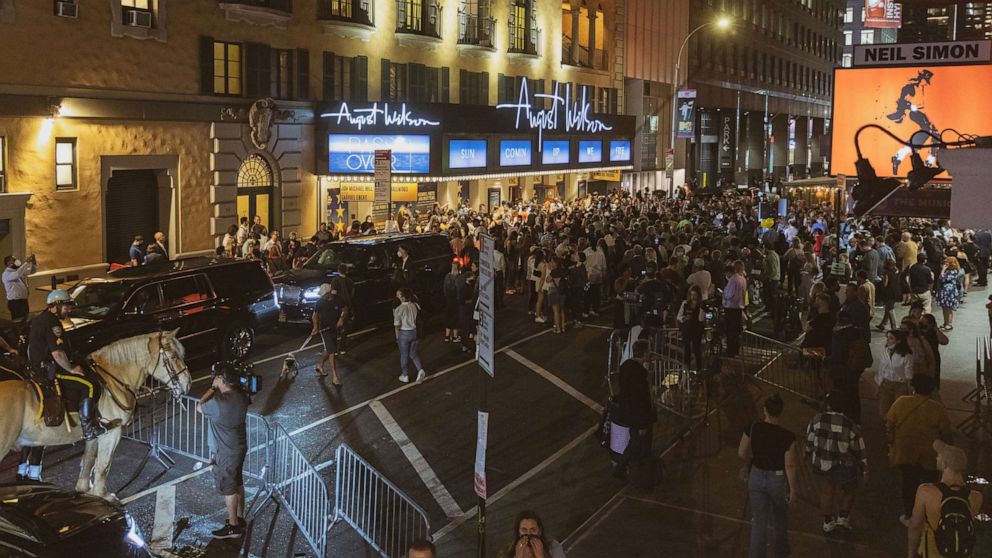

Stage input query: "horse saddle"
[{"left": 26, "top": 379, "right": 69, "bottom": 428}]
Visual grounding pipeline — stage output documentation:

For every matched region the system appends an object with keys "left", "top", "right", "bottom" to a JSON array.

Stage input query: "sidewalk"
[{"left": 564, "top": 284, "right": 992, "bottom": 558}]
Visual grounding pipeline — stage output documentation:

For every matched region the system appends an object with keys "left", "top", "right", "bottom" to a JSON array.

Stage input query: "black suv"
[
  {"left": 275, "top": 233, "right": 453, "bottom": 324},
  {"left": 64, "top": 258, "right": 278, "bottom": 359}
]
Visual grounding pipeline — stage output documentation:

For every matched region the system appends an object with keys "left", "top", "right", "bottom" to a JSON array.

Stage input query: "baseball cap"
[{"left": 933, "top": 440, "right": 968, "bottom": 472}]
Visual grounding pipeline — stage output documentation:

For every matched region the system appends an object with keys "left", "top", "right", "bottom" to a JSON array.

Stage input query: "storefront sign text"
[
  {"left": 496, "top": 79, "right": 613, "bottom": 148},
  {"left": 578, "top": 140, "right": 602, "bottom": 163},
  {"left": 448, "top": 139, "right": 488, "bottom": 169},
  {"left": 542, "top": 140, "right": 570, "bottom": 165},
  {"left": 328, "top": 134, "right": 431, "bottom": 174},
  {"left": 609, "top": 140, "right": 631, "bottom": 162},
  {"left": 499, "top": 140, "right": 532, "bottom": 167},
  {"left": 321, "top": 102, "right": 440, "bottom": 131}
]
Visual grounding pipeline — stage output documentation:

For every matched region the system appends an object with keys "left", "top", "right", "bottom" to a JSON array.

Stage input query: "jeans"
[
  {"left": 397, "top": 330, "right": 423, "bottom": 376},
  {"left": 749, "top": 467, "right": 790, "bottom": 558}
]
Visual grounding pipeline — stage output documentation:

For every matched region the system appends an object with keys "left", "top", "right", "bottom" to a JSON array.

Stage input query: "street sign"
[
  {"left": 474, "top": 411, "right": 489, "bottom": 499},
  {"left": 665, "top": 148, "right": 674, "bottom": 173},
  {"left": 374, "top": 150, "right": 391, "bottom": 204},
  {"left": 477, "top": 235, "right": 495, "bottom": 377}
]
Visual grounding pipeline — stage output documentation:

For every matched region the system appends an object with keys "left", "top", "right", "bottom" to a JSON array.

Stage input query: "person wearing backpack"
[{"left": 906, "top": 440, "right": 983, "bottom": 558}]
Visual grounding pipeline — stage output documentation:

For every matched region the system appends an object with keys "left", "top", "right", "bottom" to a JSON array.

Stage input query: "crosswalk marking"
[{"left": 369, "top": 400, "right": 465, "bottom": 519}]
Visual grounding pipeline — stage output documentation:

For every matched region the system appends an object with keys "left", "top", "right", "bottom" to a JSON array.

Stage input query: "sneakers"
[
  {"left": 535, "top": 316, "right": 547, "bottom": 324},
  {"left": 834, "top": 517, "right": 851, "bottom": 530},
  {"left": 212, "top": 521, "right": 244, "bottom": 539},
  {"left": 398, "top": 374, "right": 410, "bottom": 384},
  {"left": 822, "top": 519, "right": 836, "bottom": 533},
  {"left": 416, "top": 369, "right": 427, "bottom": 383}
]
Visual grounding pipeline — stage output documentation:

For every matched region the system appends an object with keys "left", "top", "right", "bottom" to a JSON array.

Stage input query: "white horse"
[{"left": 0, "top": 330, "right": 191, "bottom": 498}]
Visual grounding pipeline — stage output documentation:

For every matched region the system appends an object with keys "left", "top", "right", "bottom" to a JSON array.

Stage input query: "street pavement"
[{"left": 2, "top": 285, "right": 990, "bottom": 557}]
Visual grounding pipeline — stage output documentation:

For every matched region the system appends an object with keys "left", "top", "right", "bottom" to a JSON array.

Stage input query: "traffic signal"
[{"left": 851, "top": 157, "right": 901, "bottom": 217}]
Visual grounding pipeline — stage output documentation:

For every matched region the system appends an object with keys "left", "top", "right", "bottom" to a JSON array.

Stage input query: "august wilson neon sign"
[
  {"left": 496, "top": 79, "right": 613, "bottom": 150},
  {"left": 320, "top": 102, "right": 441, "bottom": 130}
]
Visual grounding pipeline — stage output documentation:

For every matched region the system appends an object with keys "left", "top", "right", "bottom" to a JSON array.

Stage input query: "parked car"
[
  {"left": 274, "top": 233, "right": 453, "bottom": 325},
  {"left": 0, "top": 483, "right": 152, "bottom": 557},
  {"left": 64, "top": 258, "right": 278, "bottom": 360}
]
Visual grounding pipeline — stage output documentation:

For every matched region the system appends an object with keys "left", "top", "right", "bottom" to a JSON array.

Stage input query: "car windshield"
[
  {"left": 304, "top": 245, "right": 368, "bottom": 270},
  {"left": 69, "top": 282, "right": 130, "bottom": 319}
]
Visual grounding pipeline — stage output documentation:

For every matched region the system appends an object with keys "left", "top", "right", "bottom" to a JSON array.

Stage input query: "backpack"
[
  {"left": 845, "top": 337, "right": 873, "bottom": 370},
  {"left": 933, "top": 483, "right": 976, "bottom": 558}
]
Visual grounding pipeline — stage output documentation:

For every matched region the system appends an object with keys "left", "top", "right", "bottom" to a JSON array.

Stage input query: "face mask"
[
  {"left": 397, "top": 251, "right": 403, "bottom": 258},
  {"left": 12, "top": 259, "right": 20, "bottom": 268}
]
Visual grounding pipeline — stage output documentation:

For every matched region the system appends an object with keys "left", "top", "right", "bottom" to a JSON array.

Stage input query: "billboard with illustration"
[{"left": 830, "top": 64, "right": 992, "bottom": 178}]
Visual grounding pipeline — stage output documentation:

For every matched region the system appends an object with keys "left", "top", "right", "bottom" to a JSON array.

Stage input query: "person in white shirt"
[
  {"left": 2, "top": 254, "right": 35, "bottom": 324},
  {"left": 686, "top": 258, "right": 713, "bottom": 301},
  {"left": 394, "top": 288, "right": 426, "bottom": 383},
  {"left": 583, "top": 240, "right": 608, "bottom": 316},
  {"left": 876, "top": 330, "right": 913, "bottom": 418}
]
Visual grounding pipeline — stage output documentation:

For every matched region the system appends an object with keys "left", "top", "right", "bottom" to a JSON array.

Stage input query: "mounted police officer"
[{"left": 28, "top": 289, "right": 106, "bottom": 440}]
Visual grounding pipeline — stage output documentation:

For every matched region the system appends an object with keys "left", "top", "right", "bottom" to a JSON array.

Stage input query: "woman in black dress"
[{"left": 442, "top": 261, "right": 461, "bottom": 343}]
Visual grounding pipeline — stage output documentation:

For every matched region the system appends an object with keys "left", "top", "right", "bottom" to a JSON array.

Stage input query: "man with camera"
[{"left": 197, "top": 362, "right": 250, "bottom": 539}]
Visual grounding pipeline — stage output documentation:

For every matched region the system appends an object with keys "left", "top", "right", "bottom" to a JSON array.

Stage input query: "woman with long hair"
[
  {"left": 531, "top": 249, "right": 548, "bottom": 323},
  {"left": 900, "top": 317, "right": 935, "bottom": 379},
  {"left": 393, "top": 288, "right": 426, "bottom": 383},
  {"left": 935, "top": 256, "right": 962, "bottom": 331},
  {"left": 442, "top": 261, "right": 461, "bottom": 343},
  {"left": 875, "top": 329, "right": 912, "bottom": 417},
  {"left": 677, "top": 286, "right": 706, "bottom": 372},
  {"left": 499, "top": 510, "right": 565, "bottom": 558}
]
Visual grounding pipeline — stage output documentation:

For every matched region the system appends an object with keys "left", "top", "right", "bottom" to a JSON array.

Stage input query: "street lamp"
[{"left": 668, "top": 16, "right": 732, "bottom": 186}]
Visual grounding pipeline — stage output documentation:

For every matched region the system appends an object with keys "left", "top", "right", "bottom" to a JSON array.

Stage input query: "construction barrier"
[{"left": 333, "top": 443, "right": 432, "bottom": 558}]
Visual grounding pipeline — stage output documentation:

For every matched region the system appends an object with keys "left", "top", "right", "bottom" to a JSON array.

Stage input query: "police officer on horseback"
[{"left": 28, "top": 289, "right": 107, "bottom": 440}]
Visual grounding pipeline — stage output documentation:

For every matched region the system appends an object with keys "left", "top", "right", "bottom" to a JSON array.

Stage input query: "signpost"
[
  {"left": 374, "top": 149, "right": 392, "bottom": 220},
  {"left": 476, "top": 234, "right": 495, "bottom": 558}
]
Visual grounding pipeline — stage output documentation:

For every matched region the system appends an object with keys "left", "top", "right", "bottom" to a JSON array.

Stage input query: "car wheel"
[{"left": 222, "top": 323, "right": 254, "bottom": 360}]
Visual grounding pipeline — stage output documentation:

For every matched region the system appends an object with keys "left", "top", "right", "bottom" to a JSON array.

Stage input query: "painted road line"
[
  {"left": 251, "top": 326, "right": 378, "bottom": 367},
  {"left": 369, "top": 400, "right": 464, "bottom": 519},
  {"left": 121, "top": 466, "right": 212, "bottom": 505},
  {"left": 433, "top": 426, "right": 597, "bottom": 541},
  {"left": 505, "top": 350, "right": 603, "bottom": 413},
  {"left": 150, "top": 484, "right": 176, "bottom": 550},
  {"left": 286, "top": 328, "right": 552, "bottom": 438}
]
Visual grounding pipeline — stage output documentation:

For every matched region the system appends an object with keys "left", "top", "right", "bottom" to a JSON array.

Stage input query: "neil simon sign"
[
  {"left": 853, "top": 40, "right": 992, "bottom": 67},
  {"left": 496, "top": 79, "right": 613, "bottom": 149},
  {"left": 328, "top": 134, "right": 431, "bottom": 174}
]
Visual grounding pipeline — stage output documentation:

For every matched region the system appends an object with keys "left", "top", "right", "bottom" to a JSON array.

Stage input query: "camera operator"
[
  {"left": 197, "top": 362, "right": 250, "bottom": 540},
  {"left": 635, "top": 261, "right": 670, "bottom": 328}
]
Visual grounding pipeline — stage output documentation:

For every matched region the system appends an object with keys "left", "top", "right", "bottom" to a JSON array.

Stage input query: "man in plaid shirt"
[{"left": 805, "top": 390, "right": 868, "bottom": 533}]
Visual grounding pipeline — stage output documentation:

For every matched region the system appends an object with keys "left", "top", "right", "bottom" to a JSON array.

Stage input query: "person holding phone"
[{"left": 499, "top": 510, "right": 566, "bottom": 558}]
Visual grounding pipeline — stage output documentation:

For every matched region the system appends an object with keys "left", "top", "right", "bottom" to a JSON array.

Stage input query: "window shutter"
[
  {"left": 245, "top": 43, "right": 261, "bottom": 98},
  {"left": 200, "top": 36, "right": 214, "bottom": 95},
  {"left": 480, "top": 71, "right": 489, "bottom": 105},
  {"left": 426, "top": 66, "right": 437, "bottom": 103},
  {"left": 508, "top": 12, "right": 517, "bottom": 50},
  {"left": 286, "top": 51, "right": 295, "bottom": 99},
  {"left": 609, "top": 88, "right": 618, "bottom": 114},
  {"left": 410, "top": 63, "right": 426, "bottom": 103},
  {"left": 528, "top": 0, "right": 538, "bottom": 53},
  {"left": 256, "top": 44, "right": 272, "bottom": 98},
  {"left": 497, "top": 73, "right": 505, "bottom": 103},
  {"left": 297, "top": 49, "right": 310, "bottom": 100},
  {"left": 354, "top": 56, "right": 368, "bottom": 102},
  {"left": 460, "top": 69, "right": 469, "bottom": 104},
  {"left": 381, "top": 59, "right": 391, "bottom": 101},
  {"left": 322, "top": 52, "right": 335, "bottom": 101},
  {"left": 441, "top": 67, "right": 450, "bottom": 103}
]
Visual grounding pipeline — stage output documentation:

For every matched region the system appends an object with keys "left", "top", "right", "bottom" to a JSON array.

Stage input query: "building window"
[
  {"left": 121, "top": 0, "right": 153, "bottom": 27},
  {"left": 55, "top": 138, "right": 77, "bottom": 191},
  {"left": 396, "top": 0, "right": 441, "bottom": 37},
  {"left": 323, "top": 53, "right": 368, "bottom": 102},
  {"left": 54, "top": 0, "right": 77, "bottom": 17},
  {"left": 843, "top": 30, "right": 852, "bottom": 46},
  {"left": 860, "top": 30, "right": 874, "bottom": 44},
  {"left": 0, "top": 136, "right": 6, "bottom": 192},
  {"left": 272, "top": 49, "right": 294, "bottom": 99},
  {"left": 844, "top": 7, "right": 852, "bottom": 23},
  {"left": 459, "top": 0, "right": 494, "bottom": 47},
  {"left": 213, "top": 41, "right": 242, "bottom": 95},
  {"left": 508, "top": 0, "right": 537, "bottom": 54},
  {"left": 842, "top": 53, "right": 852, "bottom": 67},
  {"left": 460, "top": 69, "right": 488, "bottom": 105}
]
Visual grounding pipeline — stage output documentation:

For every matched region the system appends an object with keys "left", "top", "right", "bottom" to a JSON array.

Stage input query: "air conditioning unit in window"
[
  {"left": 55, "top": 1, "right": 78, "bottom": 18},
  {"left": 126, "top": 9, "right": 153, "bottom": 28}
]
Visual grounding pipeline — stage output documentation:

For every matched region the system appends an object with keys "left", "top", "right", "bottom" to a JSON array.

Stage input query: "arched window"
[{"left": 237, "top": 154, "right": 274, "bottom": 230}]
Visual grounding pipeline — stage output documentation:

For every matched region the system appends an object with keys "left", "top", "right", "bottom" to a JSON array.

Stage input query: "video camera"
[{"left": 211, "top": 360, "right": 262, "bottom": 396}]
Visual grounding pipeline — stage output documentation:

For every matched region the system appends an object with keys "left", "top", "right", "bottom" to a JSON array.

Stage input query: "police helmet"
[{"left": 47, "top": 289, "right": 74, "bottom": 306}]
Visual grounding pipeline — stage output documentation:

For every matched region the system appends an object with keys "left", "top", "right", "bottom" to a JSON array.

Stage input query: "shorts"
[
  {"left": 213, "top": 452, "right": 246, "bottom": 496},
  {"left": 320, "top": 330, "right": 338, "bottom": 354},
  {"left": 814, "top": 463, "right": 859, "bottom": 488}
]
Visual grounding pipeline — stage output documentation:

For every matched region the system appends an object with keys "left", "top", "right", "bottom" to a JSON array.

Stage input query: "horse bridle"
[{"left": 154, "top": 331, "right": 188, "bottom": 397}]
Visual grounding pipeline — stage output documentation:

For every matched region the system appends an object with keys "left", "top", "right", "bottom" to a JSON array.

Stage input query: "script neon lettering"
[
  {"left": 496, "top": 79, "right": 613, "bottom": 150},
  {"left": 321, "top": 102, "right": 440, "bottom": 130}
]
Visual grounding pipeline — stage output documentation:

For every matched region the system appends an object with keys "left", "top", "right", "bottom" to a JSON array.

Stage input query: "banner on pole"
[
  {"left": 474, "top": 411, "right": 489, "bottom": 499},
  {"left": 477, "top": 235, "right": 495, "bottom": 377},
  {"left": 374, "top": 150, "right": 392, "bottom": 204},
  {"left": 675, "top": 89, "right": 697, "bottom": 140}
]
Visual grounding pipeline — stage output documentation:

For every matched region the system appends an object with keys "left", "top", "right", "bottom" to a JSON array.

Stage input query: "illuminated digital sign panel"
[
  {"left": 609, "top": 140, "right": 631, "bottom": 162},
  {"left": 542, "top": 141, "right": 570, "bottom": 165},
  {"left": 578, "top": 140, "right": 602, "bottom": 163},
  {"left": 328, "top": 134, "right": 431, "bottom": 174},
  {"left": 499, "top": 140, "right": 532, "bottom": 167},
  {"left": 448, "top": 139, "right": 488, "bottom": 169}
]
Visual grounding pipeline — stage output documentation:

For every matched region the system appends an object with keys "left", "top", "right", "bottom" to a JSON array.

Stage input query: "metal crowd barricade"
[
  {"left": 959, "top": 337, "right": 992, "bottom": 440},
  {"left": 739, "top": 331, "right": 826, "bottom": 404},
  {"left": 333, "top": 444, "right": 432, "bottom": 558}
]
